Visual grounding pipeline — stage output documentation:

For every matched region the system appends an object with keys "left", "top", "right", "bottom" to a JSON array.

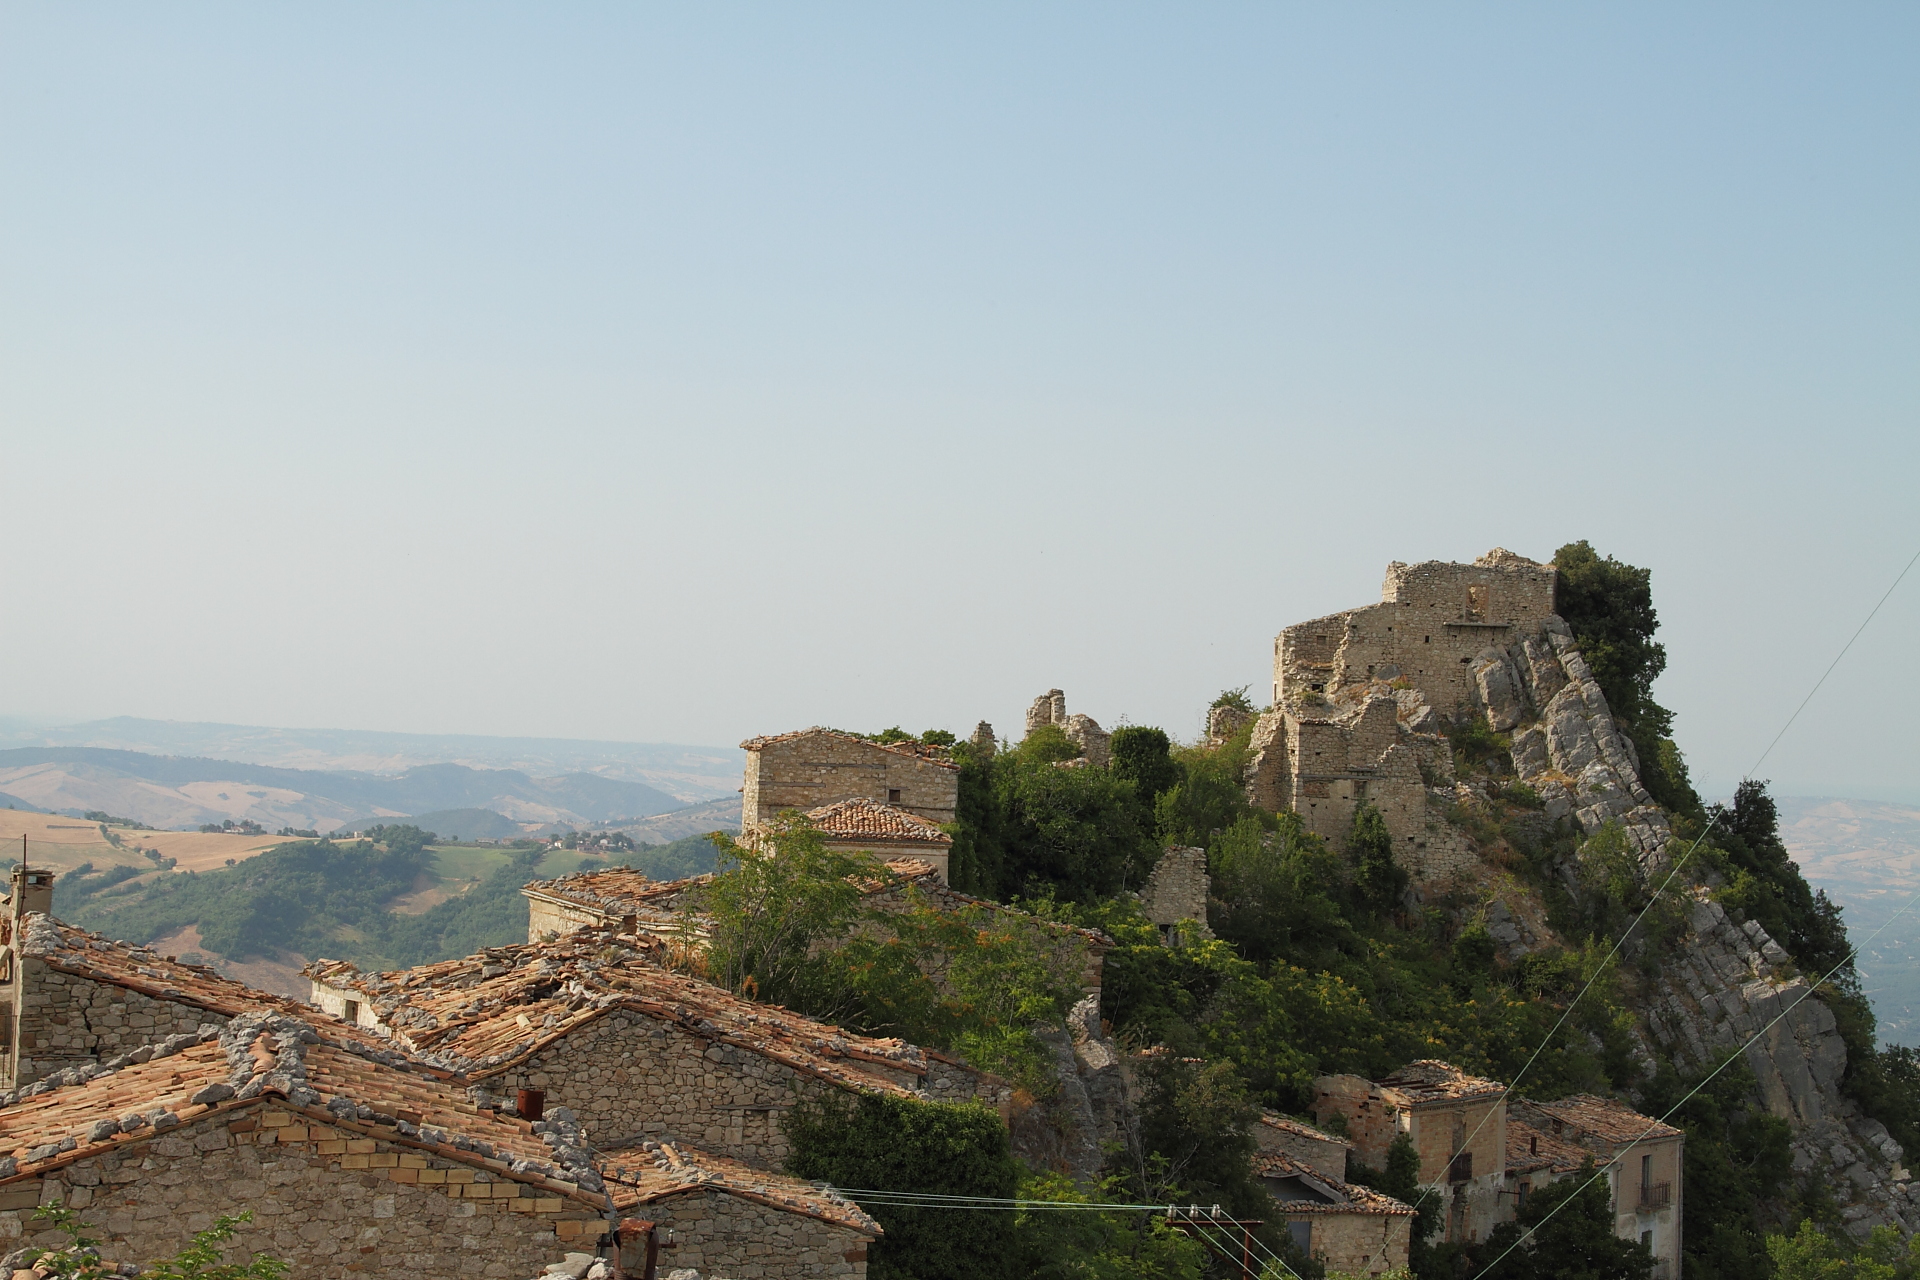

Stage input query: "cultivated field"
[{"left": 0, "top": 808, "right": 294, "bottom": 874}]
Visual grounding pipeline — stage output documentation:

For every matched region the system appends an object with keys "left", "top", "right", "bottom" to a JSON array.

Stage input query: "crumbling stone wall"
[
  {"left": 636, "top": 1187, "right": 870, "bottom": 1279},
  {"left": 1136, "top": 847, "right": 1211, "bottom": 943},
  {"left": 1022, "top": 691, "right": 1111, "bottom": 767},
  {"left": 478, "top": 1011, "right": 919, "bottom": 1171},
  {"left": 1283, "top": 1210, "right": 1411, "bottom": 1279},
  {"left": 5, "top": 960, "right": 229, "bottom": 1088},
  {"left": 1273, "top": 552, "right": 1558, "bottom": 714},
  {"left": 0, "top": 1104, "right": 603, "bottom": 1280},
  {"left": 742, "top": 733, "right": 958, "bottom": 831}
]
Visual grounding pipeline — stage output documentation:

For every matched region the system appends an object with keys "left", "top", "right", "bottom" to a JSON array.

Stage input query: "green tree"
[
  {"left": 783, "top": 1091, "right": 1022, "bottom": 1280},
  {"left": 1474, "top": 1169, "right": 1654, "bottom": 1280},
  {"left": 27, "top": 1205, "right": 286, "bottom": 1280},
  {"left": 1110, "top": 727, "right": 1180, "bottom": 805},
  {"left": 1347, "top": 802, "right": 1407, "bottom": 915},
  {"left": 699, "top": 815, "right": 870, "bottom": 1004},
  {"left": 1551, "top": 541, "right": 1696, "bottom": 812}
]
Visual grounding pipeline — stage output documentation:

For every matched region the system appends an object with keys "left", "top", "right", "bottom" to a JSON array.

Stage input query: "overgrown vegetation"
[{"left": 27, "top": 1204, "right": 286, "bottom": 1280}]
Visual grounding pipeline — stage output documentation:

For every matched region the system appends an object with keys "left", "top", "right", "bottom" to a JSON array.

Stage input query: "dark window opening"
[
  {"left": 343, "top": 1000, "right": 360, "bottom": 1025},
  {"left": 1448, "top": 1152, "right": 1473, "bottom": 1183},
  {"left": 887, "top": 788, "right": 901, "bottom": 803}
]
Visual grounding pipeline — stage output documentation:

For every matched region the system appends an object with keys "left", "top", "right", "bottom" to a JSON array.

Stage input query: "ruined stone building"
[
  {"left": 1313, "top": 1061, "right": 1510, "bottom": 1248},
  {"left": 1251, "top": 1112, "right": 1415, "bottom": 1276},
  {"left": 1510, "top": 1096, "right": 1685, "bottom": 1277},
  {"left": 739, "top": 729, "right": 959, "bottom": 832},
  {"left": 1245, "top": 550, "right": 1671, "bottom": 887},
  {"left": 305, "top": 933, "right": 1006, "bottom": 1173},
  {"left": 1312, "top": 1060, "right": 1684, "bottom": 1277},
  {"left": 1023, "top": 690, "right": 1111, "bottom": 766},
  {"left": 1133, "top": 846, "right": 1211, "bottom": 945}
]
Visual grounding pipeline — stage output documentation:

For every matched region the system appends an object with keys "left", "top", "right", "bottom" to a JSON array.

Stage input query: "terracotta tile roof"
[
  {"left": 1378, "top": 1060, "right": 1506, "bottom": 1105},
  {"left": 1260, "top": 1112, "right": 1351, "bottom": 1147},
  {"left": 0, "top": 1017, "right": 602, "bottom": 1206},
  {"left": 806, "top": 799, "right": 953, "bottom": 846},
  {"left": 739, "top": 728, "right": 958, "bottom": 771},
  {"left": 1521, "top": 1095, "right": 1683, "bottom": 1147},
  {"left": 301, "top": 935, "right": 928, "bottom": 1092},
  {"left": 521, "top": 867, "right": 711, "bottom": 924},
  {"left": 1255, "top": 1151, "right": 1415, "bottom": 1217},
  {"left": 1505, "top": 1119, "right": 1588, "bottom": 1175},
  {"left": 14, "top": 915, "right": 395, "bottom": 1057},
  {"left": 602, "top": 1141, "right": 880, "bottom": 1237}
]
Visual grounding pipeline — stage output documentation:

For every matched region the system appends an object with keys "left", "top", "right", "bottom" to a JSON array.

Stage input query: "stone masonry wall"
[
  {"left": 743, "top": 736, "right": 958, "bottom": 831},
  {"left": 637, "top": 1188, "right": 870, "bottom": 1280},
  {"left": 526, "top": 898, "right": 612, "bottom": 945},
  {"left": 8, "top": 960, "right": 228, "bottom": 1088},
  {"left": 479, "top": 1011, "right": 918, "bottom": 1171},
  {"left": 1136, "top": 847, "right": 1211, "bottom": 941},
  {"left": 0, "top": 1103, "right": 603, "bottom": 1280},
  {"left": 1287, "top": 1210, "right": 1411, "bottom": 1279}
]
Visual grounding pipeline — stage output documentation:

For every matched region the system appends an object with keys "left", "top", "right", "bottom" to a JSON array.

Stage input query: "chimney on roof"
[{"left": 10, "top": 863, "right": 53, "bottom": 922}]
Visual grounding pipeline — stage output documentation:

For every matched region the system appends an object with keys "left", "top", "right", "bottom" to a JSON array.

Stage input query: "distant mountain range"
[
  {"left": 0, "top": 745, "right": 692, "bottom": 833},
  {"left": 0, "top": 715, "right": 742, "bottom": 802}
]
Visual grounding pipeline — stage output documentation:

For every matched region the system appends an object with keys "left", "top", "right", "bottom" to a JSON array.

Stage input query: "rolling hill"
[{"left": 0, "top": 746, "right": 686, "bottom": 833}]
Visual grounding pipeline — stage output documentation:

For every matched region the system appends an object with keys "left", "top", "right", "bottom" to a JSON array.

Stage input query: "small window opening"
[
  {"left": 343, "top": 1000, "right": 360, "bottom": 1025},
  {"left": 887, "top": 788, "right": 902, "bottom": 804}
]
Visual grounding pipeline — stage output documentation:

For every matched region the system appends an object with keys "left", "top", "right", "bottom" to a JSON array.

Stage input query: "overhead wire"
[{"left": 1406, "top": 542, "right": 1920, "bottom": 1225}]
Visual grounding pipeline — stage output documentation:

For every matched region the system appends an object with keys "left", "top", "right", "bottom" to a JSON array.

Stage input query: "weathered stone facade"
[
  {"left": 1509, "top": 1096, "right": 1683, "bottom": 1278},
  {"left": 740, "top": 730, "right": 959, "bottom": 832},
  {"left": 1135, "top": 846, "right": 1211, "bottom": 944},
  {"left": 0, "top": 1103, "right": 607, "bottom": 1280},
  {"left": 1313, "top": 1063, "right": 1509, "bottom": 1247},
  {"left": 3, "top": 956, "right": 228, "bottom": 1089},
  {"left": 474, "top": 1008, "right": 915, "bottom": 1170},
  {"left": 1255, "top": 1113, "right": 1350, "bottom": 1183},
  {"left": 1272, "top": 550, "right": 1559, "bottom": 714}
]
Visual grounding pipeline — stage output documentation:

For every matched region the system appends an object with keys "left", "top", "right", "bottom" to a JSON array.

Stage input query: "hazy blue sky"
[{"left": 3, "top": 4, "right": 1916, "bottom": 803}]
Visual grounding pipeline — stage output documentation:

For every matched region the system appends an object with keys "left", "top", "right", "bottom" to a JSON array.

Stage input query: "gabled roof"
[
  {"left": 521, "top": 866, "right": 710, "bottom": 922},
  {"left": 12, "top": 915, "right": 395, "bottom": 1056},
  {"left": 1255, "top": 1151, "right": 1416, "bottom": 1218},
  {"left": 301, "top": 934, "right": 927, "bottom": 1092},
  {"left": 806, "top": 799, "right": 953, "bottom": 846},
  {"left": 603, "top": 1140, "right": 880, "bottom": 1238},
  {"left": 1260, "top": 1112, "right": 1351, "bottom": 1147},
  {"left": 1520, "top": 1095, "right": 1683, "bottom": 1147},
  {"left": 1378, "top": 1060, "right": 1506, "bottom": 1105},
  {"left": 1505, "top": 1119, "right": 1589, "bottom": 1176},
  {"left": 740, "top": 728, "right": 958, "bottom": 770},
  {"left": 0, "top": 1013, "right": 603, "bottom": 1205}
]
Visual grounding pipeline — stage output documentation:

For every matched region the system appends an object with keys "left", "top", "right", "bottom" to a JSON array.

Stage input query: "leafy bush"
[{"left": 783, "top": 1091, "right": 1021, "bottom": 1280}]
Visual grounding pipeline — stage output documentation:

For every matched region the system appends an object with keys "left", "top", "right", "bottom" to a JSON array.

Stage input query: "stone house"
[
  {"left": 0, "top": 902, "right": 385, "bottom": 1092},
  {"left": 1509, "top": 1096, "right": 1684, "bottom": 1278},
  {"left": 1312, "top": 1061, "right": 1509, "bottom": 1247},
  {"left": 603, "top": 1141, "right": 879, "bottom": 1279},
  {"left": 523, "top": 868, "right": 697, "bottom": 947},
  {"left": 802, "top": 799, "right": 954, "bottom": 884},
  {"left": 740, "top": 730, "right": 959, "bottom": 833},
  {"left": 1255, "top": 1112, "right": 1351, "bottom": 1182},
  {"left": 1503, "top": 1115, "right": 1588, "bottom": 1211},
  {"left": 305, "top": 934, "right": 1006, "bottom": 1171},
  {"left": 1255, "top": 1149, "right": 1415, "bottom": 1277},
  {"left": 0, "top": 1012, "right": 614, "bottom": 1280}
]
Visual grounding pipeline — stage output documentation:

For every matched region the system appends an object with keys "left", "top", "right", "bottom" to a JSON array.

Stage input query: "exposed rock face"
[
  {"left": 1011, "top": 995, "right": 1133, "bottom": 1185},
  {"left": 1650, "top": 897, "right": 1916, "bottom": 1235}
]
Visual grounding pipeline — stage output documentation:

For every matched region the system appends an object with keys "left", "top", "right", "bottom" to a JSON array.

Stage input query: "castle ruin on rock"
[{"left": 1245, "top": 550, "right": 1672, "bottom": 891}]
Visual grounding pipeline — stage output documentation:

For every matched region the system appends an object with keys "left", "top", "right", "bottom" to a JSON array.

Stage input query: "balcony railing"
[{"left": 1639, "top": 1182, "right": 1672, "bottom": 1210}]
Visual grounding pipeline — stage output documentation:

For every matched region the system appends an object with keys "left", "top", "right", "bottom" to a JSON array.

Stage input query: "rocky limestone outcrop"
[
  {"left": 1469, "top": 617, "right": 1672, "bottom": 867},
  {"left": 1648, "top": 896, "right": 1916, "bottom": 1235},
  {"left": 1011, "top": 994, "right": 1134, "bottom": 1184}
]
